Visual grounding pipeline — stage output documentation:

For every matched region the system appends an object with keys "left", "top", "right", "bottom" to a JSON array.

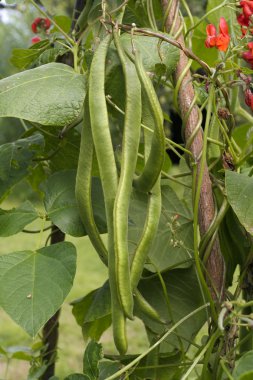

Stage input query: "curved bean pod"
[
  {"left": 113, "top": 29, "right": 142, "bottom": 319},
  {"left": 130, "top": 96, "right": 162, "bottom": 291},
  {"left": 133, "top": 48, "right": 165, "bottom": 193},
  {"left": 89, "top": 34, "right": 127, "bottom": 354},
  {"left": 135, "top": 289, "right": 166, "bottom": 324},
  {"left": 75, "top": 96, "right": 108, "bottom": 265}
]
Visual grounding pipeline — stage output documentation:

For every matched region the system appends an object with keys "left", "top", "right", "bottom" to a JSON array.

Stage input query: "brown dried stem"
[{"left": 161, "top": 0, "right": 225, "bottom": 301}]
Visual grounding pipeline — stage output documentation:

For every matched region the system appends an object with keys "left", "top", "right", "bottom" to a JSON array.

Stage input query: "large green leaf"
[
  {"left": 83, "top": 341, "right": 103, "bottom": 380},
  {"left": 0, "top": 242, "right": 76, "bottom": 337},
  {"left": 218, "top": 206, "right": 251, "bottom": 286},
  {"left": 233, "top": 351, "right": 253, "bottom": 380},
  {"left": 121, "top": 34, "right": 179, "bottom": 75},
  {"left": 0, "top": 201, "right": 38, "bottom": 237},
  {"left": 225, "top": 171, "right": 253, "bottom": 235},
  {"left": 0, "top": 134, "right": 44, "bottom": 200},
  {"left": 43, "top": 170, "right": 107, "bottom": 237},
  {"left": 137, "top": 266, "right": 206, "bottom": 353},
  {"left": 129, "top": 185, "right": 193, "bottom": 273},
  {"left": 0, "top": 63, "right": 86, "bottom": 126},
  {"left": 98, "top": 360, "right": 122, "bottom": 380},
  {"left": 71, "top": 282, "right": 111, "bottom": 341}
]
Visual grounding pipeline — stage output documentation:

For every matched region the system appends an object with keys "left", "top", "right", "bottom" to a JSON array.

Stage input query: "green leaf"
[
  {"left": 64, "top": 375, "right": 90, "bottom": 380},
  {"left": 32, "top": 46, "right": 68, "bottom": 67},
  {"left": 98, "top": 360, "right": 122, "bottom": 380},
  {"left": 28, "top": 364, "right": 48, "bottom": 380},
  {"left": 43, "top": 170, "right": 85, "bottom": 237},
  {"left": 218, "top": 206, "right": 251, "bottom": 286},
  {"left": 43, "top": 126, "right": 81, "bottom": 172},
  {"left": 129, "top": 185, "right": 193, "bottom": 273},
  {"left": 232, "top": 124, "right": 253, "bottom": 151},
  {"left": 121, "top": 34, "right": 179, "bottom": 75},
  {"left": 0, "top": 242, "right": 76, "bottom": 337},
  {"left": 71, "top": 282, "right": 111, "bottom": 341},
  {"left": 43, "top": 170, "right": 107, "bottom": 237},
  {"left": 137, "top": 266, "right": 206, "bottom": 353},
  {"left": 5, "top": 345, "right": 33, "bottom": 361},
  {"left": 83, "top": 341, "right": 103, "bottom": 380},
  {"left": 206, "top": 0, "right": 235, "bottom": 23},
  {"left": 233, "top": 351, "right": 253, "bottom": 379},
  {"left": 0, "top": 201, "right": 38, "bottom": 237},
  {"left": 51, "top": 15, "right": 72, "bottom": 33},
  {"left": 0, "top": 134, "right": 44, "bottom": 201},
  {"left": 0, "top": 63, "right": 86, "bottom": 126},
  {"left": 10, "top": 48, "right": 45, "bottom": 70},
  {"left": 225, "top": 171, "right": 253, "bottom": 235}
]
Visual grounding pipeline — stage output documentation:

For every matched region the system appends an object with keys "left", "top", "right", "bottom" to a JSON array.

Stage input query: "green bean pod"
[
  {"left": 131, "top": 95, "right": 162, "bottom": 292},
  {"left": 133, "top": 48, "right": 165, "bottom": 193},
  {"left": 74, "top": 0, "right": 93, "bottom": 34},
  {"left": 75, "top": 96, "right": 108, "bottom": 265},
  {"left": 89, "top": 34, "right": 127, "bottom": 354},
  {"left": 135, "top": 289, "right": 166, "bottom": 324},
  {"left": 113, "top": 29, "right": 142, "bottom": 319}
]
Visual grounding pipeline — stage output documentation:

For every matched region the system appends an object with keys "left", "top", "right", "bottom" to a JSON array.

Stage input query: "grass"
[{"left": 0, "top": 220, "right": 148, "bottom": 379}]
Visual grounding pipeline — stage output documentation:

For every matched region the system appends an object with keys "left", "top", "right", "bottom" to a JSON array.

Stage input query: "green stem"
[
  {"left": 181, "top": 331, "right": 219, "bottom": 380},
  {"left": 207, "top": 137, "right": 225, "bottom": 148},
  {"left": 201, "top": 329, "right": 222, "bottom": 378},
  {"left": 105, "top": 303, "right": 210, "bottom": 380},
  {"left": 199, "top": 198, "right": 229, "bottom": 257},
  {"left": 219, "top": 360, "right": 234, "bottom": 380}
]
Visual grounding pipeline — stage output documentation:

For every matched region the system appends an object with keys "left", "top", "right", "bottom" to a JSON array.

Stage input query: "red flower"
[
  {"left": 31, "top": 17, "right": 51, "bottom": 33},
  {"left": 205, "top": 18, "right": 230, "bottom": 52},
  {"left": 245, "top": 88, "right": 253, "bottom": 109},
  {"left": 205, "top": 24, "right": 217, "bottom": 48},
  {"left": 31, "top": 36, "right": 42, "bottom": 44},
  {"left": 237, "top": 13, "right": 250, "bottom": 27},
  {"left": 242, "top": 41, "right": 253, "bottom": 66},
  {"left": 240, "top": 0, "right": 253, "bottom": 18}
]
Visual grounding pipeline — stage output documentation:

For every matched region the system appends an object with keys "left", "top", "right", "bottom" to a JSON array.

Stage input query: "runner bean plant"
[{"left": 0, "top": 0, "right": 253, "bottom": 378}]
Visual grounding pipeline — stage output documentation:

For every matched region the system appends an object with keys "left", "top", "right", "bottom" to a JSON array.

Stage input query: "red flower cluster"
[
  {"left": 31, "top": 17, "right": 51, "bottom": 33},
  {"left": 242, "top": 42, "right": 253, "bottom": 65},
  {"left": 31, "top": 17, "right": 50, "bottom": 45},
  {"left": 238, "top": 1, "right": 253, "bottom": 31},
  {"left": 205, "top": 18, "right": 230, "bottom": 52}
]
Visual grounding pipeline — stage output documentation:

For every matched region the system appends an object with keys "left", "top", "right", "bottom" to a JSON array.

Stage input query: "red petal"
[
  {"left": 219, "top": 17, "right": 229, "bottom": 36},
  {"left": 216, "top": 34, "right": 230, "bottom": 51},
  {"left": 44, "top": 18, "right": 51, "bottom": 30},
  {"left": 237, "top": 13, "right": 250, "bottom": 26},
  {"left": 31, "top": 36, "right": 42, "bottom": 44},
  {"left": 206, "top": 24, "right": 217, "bottom": 37}
]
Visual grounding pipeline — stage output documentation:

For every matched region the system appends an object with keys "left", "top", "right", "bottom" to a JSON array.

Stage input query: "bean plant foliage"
[{"left": 0, "top": 0, "right": 253, "bottom": 379}]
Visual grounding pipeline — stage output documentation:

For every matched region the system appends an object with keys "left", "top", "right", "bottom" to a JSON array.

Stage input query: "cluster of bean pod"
[{"left": 75, "top": 27, "right": 166, "bottom": 354}]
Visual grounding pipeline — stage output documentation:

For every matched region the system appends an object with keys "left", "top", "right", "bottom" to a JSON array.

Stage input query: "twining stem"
[{"left": 161, "top": 0, "right": 225, "bottom": 303}]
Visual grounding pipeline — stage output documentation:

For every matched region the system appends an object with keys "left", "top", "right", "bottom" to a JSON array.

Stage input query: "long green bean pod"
[
  {"left": 113, "top": 29, "right": 142, "bottom": 319},
  {"left": 133, "top": 48, "right": 165, "bottom": 193},
  {"left": 74, "top": 0, "right": 93, "bottom": 34},
  {"left": 75, "top": 96, "right": 108, "bottom": 265},
  {"left": 130, "top": 96, "right": 162, "bottom": 291},
  {"left": 135, "top": 289, "right": 166, "bottom": 324},
  {"left": 89, "top": 34, "right": 127, "bottom": 354}
]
